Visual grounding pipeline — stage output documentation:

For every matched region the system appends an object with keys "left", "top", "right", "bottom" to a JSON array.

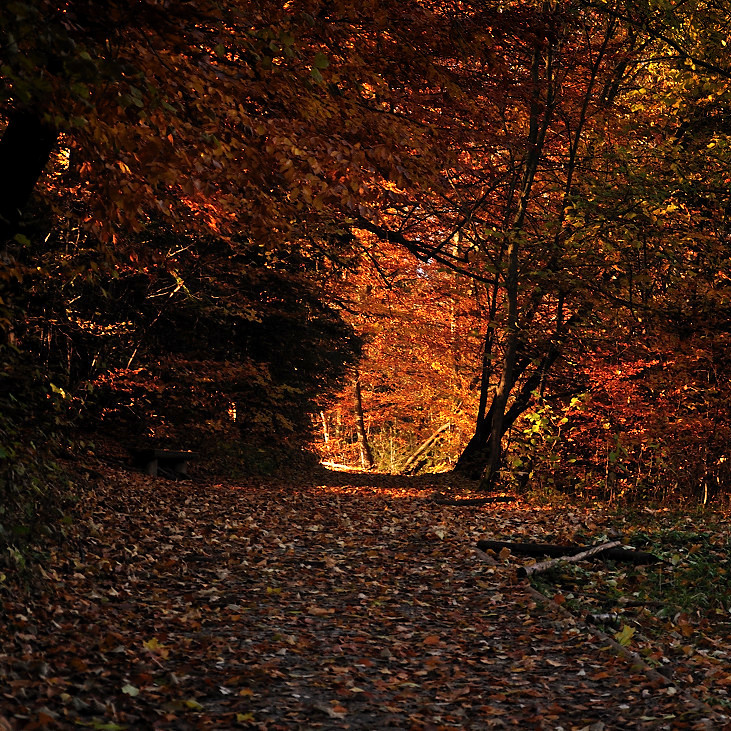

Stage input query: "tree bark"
[
  {"left": 352, "top": 374, "right": 374, "bottom": 469},
  {"left": 0, "top": 109, "right": 58, "bottom": 244},
  {"left": 480, "top": 239, "right": 519, "bottom": 491}
]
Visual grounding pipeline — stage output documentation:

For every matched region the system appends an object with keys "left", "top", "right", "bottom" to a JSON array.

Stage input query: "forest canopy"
[{"left": 1, "top": 0, "right": 730, "bottom": 551}]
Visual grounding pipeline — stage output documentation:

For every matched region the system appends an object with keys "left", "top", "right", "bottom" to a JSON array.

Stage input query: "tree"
[
  {"left": 334, "top": 2, "right": 648, "bottom": 485},
  {"left": 3, "top": 0, "right": 730, "bottom": 502},
  {"left": 315, "top": 0, "right": 731, "bottom": 500}
]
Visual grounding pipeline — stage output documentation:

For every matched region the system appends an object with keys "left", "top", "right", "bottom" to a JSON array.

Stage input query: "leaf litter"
[{"left": 1, "top": 468, "right": 729, "bottom": 729}]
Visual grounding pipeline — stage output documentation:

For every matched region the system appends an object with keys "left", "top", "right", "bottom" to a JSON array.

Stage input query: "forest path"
[{"left": 1, "top": 470, "right": 725, "bottom": 729}]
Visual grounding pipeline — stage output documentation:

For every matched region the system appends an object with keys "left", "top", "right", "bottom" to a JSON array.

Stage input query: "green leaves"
[
  {"left": 310, "top": 52, "right": 330, "bottom": 82},
  {"left": 614, "top": 624, "right": 636, "bottom": 647}
]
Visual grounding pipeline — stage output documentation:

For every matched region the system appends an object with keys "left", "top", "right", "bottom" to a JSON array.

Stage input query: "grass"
[{"left": 525, "top": 506, "right": 731, "bottom": 704}]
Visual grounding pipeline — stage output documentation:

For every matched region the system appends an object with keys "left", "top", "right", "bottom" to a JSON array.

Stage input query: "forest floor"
[{"left": 2, "top": 464, "right": 731, "bottom": 730}]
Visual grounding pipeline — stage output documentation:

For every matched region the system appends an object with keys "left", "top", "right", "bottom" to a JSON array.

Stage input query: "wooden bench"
[{"left": 130, "top": 448, "right": 198, "bottom": 478}]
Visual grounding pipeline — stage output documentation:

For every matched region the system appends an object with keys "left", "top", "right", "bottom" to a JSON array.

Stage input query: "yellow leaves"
[
  {"left": 614, "top": 624, "right": 636, "bottom": 647},
  {"left": 142, "top": 637, "right": 169, "bottom": 658}
]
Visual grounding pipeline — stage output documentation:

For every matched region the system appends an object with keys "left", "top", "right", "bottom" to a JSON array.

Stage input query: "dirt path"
[{"left": 1, "top": 472, "right": 725, "bottom": 729}]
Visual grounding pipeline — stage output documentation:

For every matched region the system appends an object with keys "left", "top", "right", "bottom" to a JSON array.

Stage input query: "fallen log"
[
  {"left": 476, "top": 540, "right": 661, "bottom": 565},
  {"left": 516, "top": 540, "right": 621, "bottom": 578}
]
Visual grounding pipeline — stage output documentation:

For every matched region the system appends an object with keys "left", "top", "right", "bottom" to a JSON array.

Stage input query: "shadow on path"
[{"left": 307, "top": 465, "right": 479, "bottom": 492}]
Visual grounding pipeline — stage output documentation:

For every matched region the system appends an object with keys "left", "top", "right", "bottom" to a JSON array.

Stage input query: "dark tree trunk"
[
  {"left": 453, "top": 351, "right": 531, "bottom": 479},
  {"left": 453, "top": 345, "right": 561, "bottom": 483},
  {"left": 453, "top": 36, "right": 557, "bottom": 487},
  {"left": 476, "top": 540, "right": 661, "bottom": 565},
  {"left": 0, "top": 110, "right": 58, "bottom": 244},
  {"left": 453, "top": 405, "right": 495, "bottom": 480}
]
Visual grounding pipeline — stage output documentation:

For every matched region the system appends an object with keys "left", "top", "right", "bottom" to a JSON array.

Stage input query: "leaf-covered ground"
[{"left": 2, "top": 469, "right": 730, "bottom": 729}]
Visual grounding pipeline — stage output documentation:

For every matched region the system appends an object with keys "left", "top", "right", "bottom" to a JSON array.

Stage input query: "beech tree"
[
  {"left": 316, "top": 0, "right": 730, "bottom": 498},
  {"left": 2, "top": 0, "right": 730, "bottom": 499}
]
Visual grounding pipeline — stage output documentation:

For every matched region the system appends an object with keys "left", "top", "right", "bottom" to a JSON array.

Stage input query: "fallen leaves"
[
  {"left": 614, "top": 625, "right": 637, "bottom": 647},
  {"left": 0, "top": 468, "right": 728, "bottom": 728}
]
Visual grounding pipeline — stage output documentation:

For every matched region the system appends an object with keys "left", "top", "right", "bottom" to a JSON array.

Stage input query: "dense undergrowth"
[{"left": 0, "top": 348, "right": 75, "bottom": 577}]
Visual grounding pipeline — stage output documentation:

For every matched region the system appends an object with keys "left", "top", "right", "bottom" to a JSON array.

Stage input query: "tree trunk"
[
  {"left": 453, "top": 35, "right": 556, "bottom": 487},
  {"left": 453, "top": 403, "right": 493, "bottom": 479},
  {"left": 352, "top": 374, "right": 374, "bottom": 469},
  {"left": 480, "top": 238, "right": 520, "bottom": 491},
  {"left": 516, "top": 540, "right": 622, "bottom": 578},
  {"left": 320, "top": 411, "right": 330, "bottom": 443},
  {"left": 0, "top": 109, "right": 58, "bottom": 244}
]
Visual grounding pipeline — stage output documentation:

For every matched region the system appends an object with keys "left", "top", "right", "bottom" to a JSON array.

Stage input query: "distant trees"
[
  {"left": 316, "top": 0, "right": 731, "bottom": 500},
  {"left": 0, "top": 0, "right": 729, "bottom": 512}
]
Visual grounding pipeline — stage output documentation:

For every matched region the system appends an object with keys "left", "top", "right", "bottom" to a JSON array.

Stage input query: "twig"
[
  {"left": 517, "top": 540, "right": 622, "bottom": 578},
  {"left": 473, "top": 547, "right": 500, "bottom": 566}
]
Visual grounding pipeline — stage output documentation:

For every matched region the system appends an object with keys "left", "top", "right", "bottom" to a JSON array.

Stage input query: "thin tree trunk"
[
  {"left": 477, "top": 540, "right": 661, "bottom": 566},
  {"left": 481, "top": 237, "right": 520, "bottom": 491},
  {"left": 454, "top": 32, "right": 557, "bottom": 488},
  {"left": 320, "top": 411, "right": 330, "bottom": 443},
  {"left": 475, "top": 280, "right": 500, "bottom": 429},
  {"left": 516, "top": 540, "right": 622, "bottom": 578},
  {"left": 352, "top": 374, "right": 374, "bottom": 469}
]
